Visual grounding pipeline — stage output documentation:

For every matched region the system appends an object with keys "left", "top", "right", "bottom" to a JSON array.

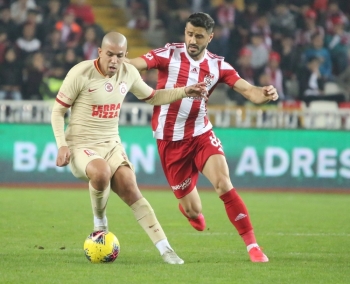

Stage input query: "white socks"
[
  {"left": 155, "top": 239, "right": 173, "bottom": 255},
  {"left": 247, "top": 243, "right": 259, "bottom": 252},
  {"left": 94, "top": 216, "right": 108, "bottom": 231}
]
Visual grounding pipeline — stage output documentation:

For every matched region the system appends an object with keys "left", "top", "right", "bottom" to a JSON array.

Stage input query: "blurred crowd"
[
  {"left": 1, "top": 0, "right": 350, "bottom": 106},
  {"left": 128, "top": 0, "right": 350, "bottom": 105},
  {"left": 0, "top": 0, "right": 104, "bottom": 101}
]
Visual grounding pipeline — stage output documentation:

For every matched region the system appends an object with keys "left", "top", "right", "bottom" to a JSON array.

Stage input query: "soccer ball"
[{"left": 83, "top": 231, "right": 120, "bottom": 263}]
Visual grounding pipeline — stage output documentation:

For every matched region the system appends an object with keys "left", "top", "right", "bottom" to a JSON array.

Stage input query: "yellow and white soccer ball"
[{"left": 84, "top": 231, "right": 120, "bottom": 263}]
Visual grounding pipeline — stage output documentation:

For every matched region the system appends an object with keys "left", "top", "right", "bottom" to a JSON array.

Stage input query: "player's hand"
[
  {"left": 56, "top": 146, "right": 71, "bottom": 167},
  {"left": 184, "top": 82, "right": 208, "bottom": 101},
  {"left": 262, "top": 85, "right": 279, "bottom": 101}
]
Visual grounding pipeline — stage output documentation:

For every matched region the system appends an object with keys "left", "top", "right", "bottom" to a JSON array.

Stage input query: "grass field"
[{"left": 0, "top": 188, "right": 349, "bottom": 284}]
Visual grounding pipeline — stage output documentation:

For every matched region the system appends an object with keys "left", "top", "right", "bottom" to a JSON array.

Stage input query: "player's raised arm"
[
  {"left": 233, "top": 78, "right": 279, "bottom": 104},
  {"left": 140, "top": 82, "right": 208, "bottom": 106},
  {"left": 51, "top": 101, "right": 70, "bottom": 167},
  {"left": 127, "top": 57, "right": 148, "bottom": 71}
]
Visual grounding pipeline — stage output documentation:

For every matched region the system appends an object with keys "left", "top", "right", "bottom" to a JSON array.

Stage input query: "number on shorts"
[{"left": 209, "top": 132, "right": 223, "bottom": 152}]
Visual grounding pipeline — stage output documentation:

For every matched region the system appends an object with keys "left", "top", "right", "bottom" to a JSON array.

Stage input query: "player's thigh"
[
  {"left": 157, "top": 139, "right": 199, "bottom": 199},
  {"left": 106, "top": 141, "right": 134, "bottom": 176},
  {"left": 70, "top": 147, "right": 105, "bottom": 182},
  {"left": 195, "top": 131, "right": 233, "bottom": 193},
  {"left": 106, "top": 143, "right": 141, "bottom": 205}
]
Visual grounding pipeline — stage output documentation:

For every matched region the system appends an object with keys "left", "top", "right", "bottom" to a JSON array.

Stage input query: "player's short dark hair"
[{"left": 186, "top": 13, "right": 215, "bottom": 33}]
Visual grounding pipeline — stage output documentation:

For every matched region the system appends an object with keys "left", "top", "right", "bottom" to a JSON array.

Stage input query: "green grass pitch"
[{"left": 0, "top": 188, "right": 349, "bottom": 284}]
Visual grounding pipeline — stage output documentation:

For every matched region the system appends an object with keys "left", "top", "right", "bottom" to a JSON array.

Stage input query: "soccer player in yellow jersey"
[{"left": 51, "top": 31, "right": 208, "bottom": 264}]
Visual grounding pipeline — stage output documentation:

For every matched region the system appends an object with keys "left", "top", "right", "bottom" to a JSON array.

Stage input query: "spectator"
[
  {"left": 0, "top": 5, "right": 20, "bottom": 42},
  {"left": 22, "top": 51, "right": 46, "bottom": 100},
  {"left": 16, "top": 23, "right": 41, "bottom": 60},
  {"left": 250, "top": 12, "right": 272, "bottom": 50},
  {"left": 190, "top": 0, "right": 212, "bottom": 13},
  {"left": 226, "top": 47, "right": 255, "bottom": 105},
  {"left": 127, "top": 8, "right": 149, "bottom": 30},
  {"left": 335, "top": 62, "right": 350, "bottom": 101},
  {"left": 66, "top": 0, "right": 95, "bottom": 27},
  {"left": 166, "top": 5, "right": 191, "bottom": 43},
  {"left": 269, "top": 1, "right": 296, "bottom": 34},
  {"left": 303, "top": 32, "right": 332, "bottom": 80},
  {"left": 39, "top": 61, "right": 65, "bottom": 101},
  {"left": 278, "top": 31, "right": 301, "bottom": 81},
  {"left": 241, "top": 0, "right": 259, "bottom": 25},
  {"left": 0, "top": 46, "right": 23, "bottom": 100},
  {"left": 0, "top": 27, "right": 9, "bottom": 63},
  {"left": 42, "top": 0, "right": 63, "bottom": 36},
  {"left": 208, "top": 24, "right": 229, "bottom": 59},
  {"left": 55, "top": 8, "right": 82, "bottom": 48},
  {"left": 295, "top": 9, "right": 325, "bottom": 47},
  {"left": 10, "top": 0, "right": 37, "bottom": 25},
  {"left": 290, "top": 1, "right": 312, "bottom": 30},
  {"left": 41, "top": 29, "right": 65, "bottom": 64},
  {"left": 263, "top": 51, "right": 285, "bottom": 100},
  {"left": 22, "top": 8, "right": 46, "bottom": 42},
  {"left": 236, "top": 0, "right": 259, "bottom": 47},
  {"left": 325, "top": 15, "right": 350, "bottom": 75},
  {"left": 324, "top": 0, "right": 349, "bottom": 33},
  {"left": 212, "top": 0, "right": 241, "bottom": 41},
  {"left": 298, "top": 56, "right": 345, "bottom": 105},
  {"left": 58, "top": 47, "right": 80, "bottom": 73},
  {"left": 76, "top": 25, "right": 100, "bottom": 60},
  {"left": 246, "top": 31, "right": 269, "bottom": 73}
]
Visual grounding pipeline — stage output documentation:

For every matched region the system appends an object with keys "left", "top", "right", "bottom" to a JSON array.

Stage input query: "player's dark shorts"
[{"left": 157, "top": 130, "right": 225, "bottom": 199}]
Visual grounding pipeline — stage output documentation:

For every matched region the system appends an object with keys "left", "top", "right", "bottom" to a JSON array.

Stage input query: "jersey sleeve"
[
  {"left": 128, "top": 66, "right": 155, "bottom": 100},
  {"left": 56, "top": 66, "right": 86, "bottom": 107},
  {"left": 140, "top": 44, "right": 172, "bottom": 70},
  {"left": 219, "top": 61, "right": 241, "bottom": 88}
]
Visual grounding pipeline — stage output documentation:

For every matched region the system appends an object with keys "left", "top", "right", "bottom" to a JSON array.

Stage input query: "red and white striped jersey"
[{"left": 141, "top": 43, "right": 241, "bottom": 141}]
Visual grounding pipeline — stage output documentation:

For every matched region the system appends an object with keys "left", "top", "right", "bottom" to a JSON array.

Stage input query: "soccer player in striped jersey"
[
  {"left": 128, "top": 12, "right": 279, "bottom": 263},
  {"left": 51, "top": 31, "right": 208, "bottom": 264}
]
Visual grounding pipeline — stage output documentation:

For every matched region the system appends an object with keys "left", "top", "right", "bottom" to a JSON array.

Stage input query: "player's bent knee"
[
  {"left": 212, "top": 176, "right": 232, "bottom": 194},
  {"left": 87, "top": 159, "right": 111, "bottom": 182}
]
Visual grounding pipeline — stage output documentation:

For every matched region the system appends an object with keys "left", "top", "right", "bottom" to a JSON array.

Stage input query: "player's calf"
[{"left": 178, "top": 204, "right": 206, "bottom": 231}]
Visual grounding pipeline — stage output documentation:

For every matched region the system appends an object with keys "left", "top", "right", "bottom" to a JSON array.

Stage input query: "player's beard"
[{"left": 186, "top": 44, "right": 206, "bottom": 59}]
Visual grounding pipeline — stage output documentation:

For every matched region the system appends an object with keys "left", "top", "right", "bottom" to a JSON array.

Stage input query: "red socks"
[{"left": 220, "top": 189, "right": 256, "bottom": 246}]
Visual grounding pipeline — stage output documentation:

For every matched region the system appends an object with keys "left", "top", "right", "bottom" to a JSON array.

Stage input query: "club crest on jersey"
[
  {"left": 83, "top": 149, "right": 96, "bottom": 157},
  {"left": 119, "top": 81, "right": 127, "bottom": 96},
  {"left": 105, "top": 82, "right": 113, "bottom": 92},
  {"left": 204, "top": 73, "right": 215, "bottom": 87}
]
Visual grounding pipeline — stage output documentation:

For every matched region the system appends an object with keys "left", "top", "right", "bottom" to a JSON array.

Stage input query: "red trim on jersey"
[
  {"left": 183, "top": 59, "right": 209, "bottom": 139},
  {"left": 140, "top": 89, "right": 156, "bottom": 101},
  {"left": 207, "top": 50, "right": 224, "bottom": 60},
  {"left": 93, "top": 59, "right": 104, "bottom": 76},
  {"left": 163, "top": 52, "right": 190, "bottom": 140},
  {"left": 56, "top": 98, "right": 71, "bottom": 108}
]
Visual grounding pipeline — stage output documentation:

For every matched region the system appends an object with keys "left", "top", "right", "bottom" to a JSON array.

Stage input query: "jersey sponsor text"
[{"left": 92, "top": 103, "right": 121, "bottom": 118}]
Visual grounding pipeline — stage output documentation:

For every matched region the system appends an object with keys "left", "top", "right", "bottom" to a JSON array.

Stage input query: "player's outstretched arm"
[
  {"left": 127, "top": 57, "right": 148, "bottom": 71},
  {"left": 233, "top": 78, "right": 279, "bottom": 104},
  {"left": 51, "top": 101, "right": 71, "bottom": 167},
  {"left": 145, "top": 82, "right": 208, "bottom": 105}
]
